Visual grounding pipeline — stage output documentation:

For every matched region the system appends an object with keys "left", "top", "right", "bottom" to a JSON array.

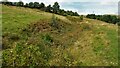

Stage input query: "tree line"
[
  {"left": 1, "top": 0, "right": 79, "bottom": 16},
  {"left": 86, "top": 14, "right": 120, "bottom": 24}
]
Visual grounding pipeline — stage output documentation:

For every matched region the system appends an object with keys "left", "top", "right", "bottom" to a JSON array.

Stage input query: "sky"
[{"left": 1, "top": 0, "right": 120, "bottom": 15}]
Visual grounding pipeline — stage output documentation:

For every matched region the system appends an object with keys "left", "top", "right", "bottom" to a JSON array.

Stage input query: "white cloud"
[{"left": 100, "top": 1, "right": 118, "bottom": 5}]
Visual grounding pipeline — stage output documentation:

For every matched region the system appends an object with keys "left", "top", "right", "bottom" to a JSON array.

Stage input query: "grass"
[
  {"left": 2, "top": 5, "right": 118, "bottom": 66},
  {"left": 0, "top": 4, "right": 2, "bottom": 67},
  {"left": 2, "top": 6, "right": 49, "bottom": 34}
]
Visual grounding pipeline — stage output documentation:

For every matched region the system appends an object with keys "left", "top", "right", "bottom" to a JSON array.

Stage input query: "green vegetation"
[
  {"left": 2, "top": 5, "right": 118, "bottom": 67},
  {"left": 1, "top": 1, "right": 79, "bottom": 16},
  {"left": 50, "top": 14, "right": 59, "bottom": 29},
  {"left": 86, "top": 14, "right": 120, "bottom": 24}
]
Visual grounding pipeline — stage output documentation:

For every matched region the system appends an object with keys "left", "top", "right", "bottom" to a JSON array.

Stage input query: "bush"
[
  {"left": 42, "top": 34, "right": 53, "bottom": 45},
  {"left": 17, "top": 1, "right": 24, "bottom": 7},
  {"left": 50, "top": 14, "right": 59, "bottom": 29},
  {"left": 79, "top": 15, "right": 83, "bottom": 20},
  {"left": 86, "top": 14, "right": 96, "bottom": 19}
]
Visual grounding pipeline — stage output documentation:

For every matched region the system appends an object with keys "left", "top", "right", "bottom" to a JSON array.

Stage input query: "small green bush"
[
  {"left": 42, "top": 34, "right": 53, "bottom": 45},
  {"left": 79, "top": 15, "right": 83, "bottom": 20},
  {"left": 50, "top": 14, "right": 59, "bottom": 29}
]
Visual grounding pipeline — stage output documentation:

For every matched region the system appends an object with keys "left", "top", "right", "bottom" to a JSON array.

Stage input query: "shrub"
[
  {"left": 50, "top": 14, "right": 59, "bottom": 29},
  {"left": 17, "top": 1, "right": 24, "bottom": 7},
  {"left": 86, "top": 14, "right": 95, "bottom": 19},
  {"left": 42, "top": 34, "right": 53, "bottom": 45},
  {"left": 79, "top": 15, "right": 83, "bottom": 20}
]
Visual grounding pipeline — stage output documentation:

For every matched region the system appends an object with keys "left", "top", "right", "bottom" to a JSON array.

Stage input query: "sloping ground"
[
  {"left": 2, "top": 5, "right": 118, "bottom": 66},
  {"left": 0, "top": 4, "right": 2, "bottom": 67},
  {"left": 68, "top": 19, "right": 118, "bottom": 66}
]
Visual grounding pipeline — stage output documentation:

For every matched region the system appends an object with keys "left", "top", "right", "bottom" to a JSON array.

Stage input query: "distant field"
[{"left": 2, "top": 5, "right": 118, "bottom": 66}]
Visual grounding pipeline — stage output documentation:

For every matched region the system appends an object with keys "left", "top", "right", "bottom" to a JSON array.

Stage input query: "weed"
[{"left": 42, "top": 34, "right": 53, "bottom": 46}]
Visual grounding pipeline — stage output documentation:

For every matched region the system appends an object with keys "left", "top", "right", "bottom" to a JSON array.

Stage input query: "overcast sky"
[{"left": 1, "top": 0, "right": 120, "bottom": 15}]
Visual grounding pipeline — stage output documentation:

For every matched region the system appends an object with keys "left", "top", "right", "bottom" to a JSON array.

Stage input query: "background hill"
[{"left": 2, "top": 5, "right": 118, "bottom": 66}]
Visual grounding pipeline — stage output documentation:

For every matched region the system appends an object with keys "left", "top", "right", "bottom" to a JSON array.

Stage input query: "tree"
[
  {"left": 12, "top": 2, "right": 17, "bottom": 6},
  {"left": 34, "top": 2, "right": 39, "bottom": 8},
  {"left": 101, "top": 15, "right": 111, "bottom": 23},
  {"left": 1, "top": 0, "right": 8, "bottom": 4},
  {"left": 45, "top": 5, "right": 52, "bottom": 12},
  {"left": 74, "top": 12, "right": 79, "bottom": 16},
  {"left": 17, "top": 1, "right": 24, "bottom": 7},
  {"left": 53, "top": 2, "right": 60, "bottom": 14},
  {"left": 86, "top": 14, "right": 96, "bottom": 19},
  {"left": 1, "top": 0, "right": 12, "bottom": 5},
  {"left": 58, "top": 9, "right": 67, "bottom": 16},
  {"left": 28, "top": 2, "right": 34, "bottom": 8},
  {"left": 96, "top": 15, "right": 102, "bottom": 20},
  {"left": 39, "top": 2, "right": 45, "bottom": 9},
  {"left": 86, "top": 14, "right": 119, "bottom": 24},
  {"left": 66, "top": 10, "right": 73, "bottom": 16},
  {"left": 66, "top": 10, "right": 70, "bottom": 15},
  {"left": 24, "top": 3, "right": 29, "bottom": 7},
  {"left": 58, "top": 9, "right": 64, "bottom": 15},
  {"left": 111, "top": 16, "right": 119, "bottom": 24}
]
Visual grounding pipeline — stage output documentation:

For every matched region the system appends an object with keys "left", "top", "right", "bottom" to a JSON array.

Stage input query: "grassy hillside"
[{"left": 2, "top": 5, "right": 118, "bottom": 66}]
